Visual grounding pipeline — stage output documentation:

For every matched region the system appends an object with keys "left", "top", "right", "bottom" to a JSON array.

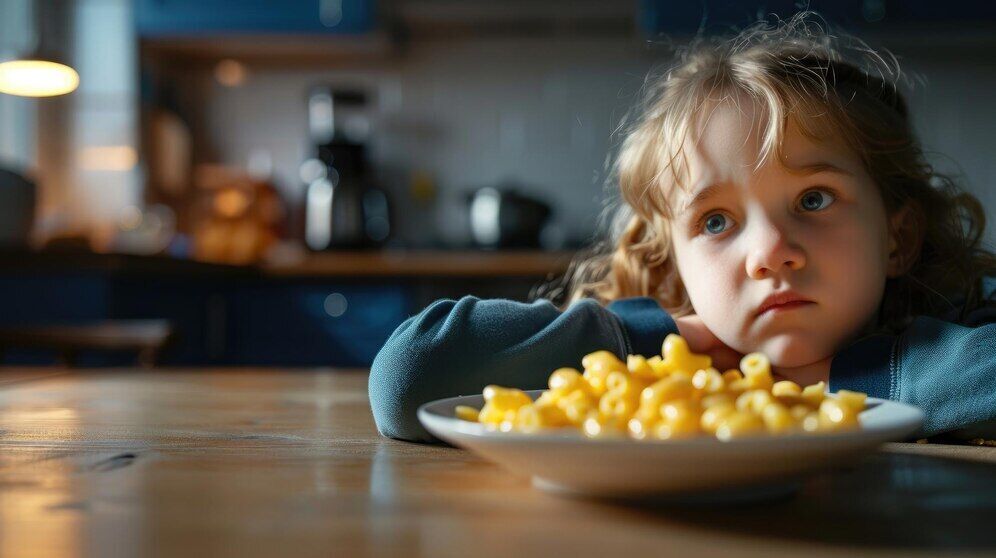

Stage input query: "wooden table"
[{"left": 1, "top": 368, "right": 994, "bottom": 557}]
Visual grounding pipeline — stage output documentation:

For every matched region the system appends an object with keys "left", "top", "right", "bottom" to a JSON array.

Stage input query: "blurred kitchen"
[{"left": 1, "top": 0, "right": 995, "bottom": 368}]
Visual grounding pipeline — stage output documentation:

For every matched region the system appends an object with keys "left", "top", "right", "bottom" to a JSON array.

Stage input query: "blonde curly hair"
[{"left": 537, "top": 12, "right": 996, "bottom": 334}]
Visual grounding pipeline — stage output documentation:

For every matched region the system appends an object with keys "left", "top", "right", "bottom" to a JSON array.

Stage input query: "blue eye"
[
  {"left": 800, "top": 189, "right": 835, "bottom": 212},
  {"left": 703, "top": 213, "right": 730, "bottom": 235}
]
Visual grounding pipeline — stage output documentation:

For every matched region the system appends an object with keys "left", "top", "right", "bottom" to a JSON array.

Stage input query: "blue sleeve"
[
  {"left": 830, "top": 279, "right": 996, "bottom": 438},
  {"left": 368, "top": 296, "right": 677, "bottom": 443}
]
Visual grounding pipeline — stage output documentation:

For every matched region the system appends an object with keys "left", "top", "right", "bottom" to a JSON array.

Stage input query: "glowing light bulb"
[{"left": 0, "top": 60, "right": 79, "bottom": 97}]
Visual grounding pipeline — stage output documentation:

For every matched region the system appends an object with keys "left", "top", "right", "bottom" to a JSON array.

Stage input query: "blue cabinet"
[
  {"left": 0, "top": 274, "right": 113, "bottom": 365},
  {"left": 136, "top": 0, "right": 377, "bottom": 37},
  {"left": 227, "top": 281, "right": 412, "bottom": 367},
  {"left": 638, "top": 0, "right": 795, "bottom": 36},
  {"left": 0, "top": 275, "right": 110, "bottom": 326},
  {"left": 0, "top": 271, "right": 412, "bottom": 367},
  {"left": 639, "top": 1, "right": 996, "bottom": 37}
]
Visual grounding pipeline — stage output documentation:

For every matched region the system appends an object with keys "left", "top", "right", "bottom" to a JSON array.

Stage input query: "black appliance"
[
  {"left": 468, "top": 185, "right": 552, "bottom": 249},
  {"left": 303, "top": 88, "right": 390, "bottom": 250}
]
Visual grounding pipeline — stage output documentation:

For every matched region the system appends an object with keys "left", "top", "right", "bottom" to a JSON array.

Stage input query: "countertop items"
[{"left": 0, "top": 368, "right": 993, "bottom": 557}]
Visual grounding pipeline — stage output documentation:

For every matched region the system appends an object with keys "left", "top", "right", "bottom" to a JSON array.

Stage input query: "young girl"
[{"left": 369, "top": 14, "right": 996, "bottom": 443}]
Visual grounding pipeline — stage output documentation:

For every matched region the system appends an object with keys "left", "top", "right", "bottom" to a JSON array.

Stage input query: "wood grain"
[{"left": 0, "top": 368, "right": 993, "bottom": 558}]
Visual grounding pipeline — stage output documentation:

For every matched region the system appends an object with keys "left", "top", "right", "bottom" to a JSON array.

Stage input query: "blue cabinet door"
[
  {"left": 0, "top": 274, "right": 112, "bottom": 364},
  {"left": 229, "top": 282, "right": 412, "bottom": 367},
  {"left": 136, "top": 0, "right": 376, "bottom": 36},
  {"left": 639, "top": 0, "right": 844, "bottom": 37},
  {"left": 109, "top": 277, "right": 232, "bottom": 365},
  {"left": 639, "top": 1, "right": 996, "bottom": 37}
]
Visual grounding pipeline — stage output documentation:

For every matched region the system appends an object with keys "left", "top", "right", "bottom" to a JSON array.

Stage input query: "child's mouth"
[{"left": 759, "top": 300, "right": 815, "bottom": 316}]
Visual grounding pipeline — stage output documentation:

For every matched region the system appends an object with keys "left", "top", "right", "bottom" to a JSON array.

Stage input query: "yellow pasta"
[
  {"left": 627, "top": 355, "right": 660, "bottom": 382},
  {"left": 483, "top": 384, "right": 531, "bottom": 411},
  {"left": 454, "top": 334, "right": 867, "bottom": 441},
  {"left": 640, "top": 375, "right": 693, "bottom": 410},
  {"left": 656, "top": 400, "right": 701, "bottom": 440},
  {"left": 801, "top": 381, "right": 828, "bottom": 407},
  {"left": 558, "top": 389, "right": 597, "bottom": 425},
  {"left": 583, "top": 413, "right": 627, "bottom": 439},
  {"left": 722, "top": 369, "right": 744, "bottom": 383},
  {"left": 455, "top": 405, "right": 480, "bottom": 422},
  {"left": 548, "top": 367, "right": 584, "bottom": 395},
  {"left": 692, "top": 367, "right": 725, "bottom": 394},
  {"left": 836, "top": 389, "right": 867, "bottom": 412},
  {"left": 599, "top": 388, "right": 639, "bottom": 419},
  {"left": 580, "top": 351, "right": 626, "bottom": 396},
  {"left": 818, "top": 398, "right": 860, "bottom": 431},
  {"left": 627, "top": 415, "right": 657, "bottom": 440},
  {"left": 740, "top": 353, "right": 774, "bottom": 390},
  {"left": 700, "top": 402, "right": 737, "bottom": 434},
  {"left": 700, "top": 392, "right": 736, "bottom": 408},
  {"left": 760, "top": 402, "right": 794, "bottom": 434},
  {"left": 715, "top": 411, "right": 765, "bottom": 441}
]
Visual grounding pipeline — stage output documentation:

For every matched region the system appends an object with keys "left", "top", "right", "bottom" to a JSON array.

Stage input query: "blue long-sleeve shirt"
[{"left": 369, "top": 281, "right": 996, "bottom": 443}]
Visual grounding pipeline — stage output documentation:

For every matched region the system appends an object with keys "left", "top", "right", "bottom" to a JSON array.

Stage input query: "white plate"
[{"left": 418, "top": 390, "right": 924, "bottom": 500}]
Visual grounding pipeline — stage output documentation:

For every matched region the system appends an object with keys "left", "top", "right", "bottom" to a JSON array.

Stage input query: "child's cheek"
[{"left": 679, "top": 249, "right": 744, "bottom": 345}]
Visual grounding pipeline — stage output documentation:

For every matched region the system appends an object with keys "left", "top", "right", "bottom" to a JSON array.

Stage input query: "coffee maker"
[{"left": 302, "top": 87, "right": 390, "bottom": 251}]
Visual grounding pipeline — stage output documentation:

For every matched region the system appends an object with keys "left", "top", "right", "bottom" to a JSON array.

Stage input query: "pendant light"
[{"left": 0, "top": 0, "right": 78, "bottom": 97}]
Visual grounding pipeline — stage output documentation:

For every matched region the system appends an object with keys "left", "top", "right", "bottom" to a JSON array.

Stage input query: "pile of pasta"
[{"left": 454, "top": 334, "right": 867, "bottom": 441}]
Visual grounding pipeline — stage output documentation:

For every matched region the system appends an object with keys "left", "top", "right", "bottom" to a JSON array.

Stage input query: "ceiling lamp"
[
  {"left": 0, "top": 1, "right": 78, "bottom": 97},
  {"left": 0, "top": 59, "right": 78, "bottom": 97}
]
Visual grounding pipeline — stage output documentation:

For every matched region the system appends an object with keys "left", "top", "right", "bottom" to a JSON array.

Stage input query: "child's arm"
[
  {"left": 368, "top": 296, "right": 677, "bottom": 442},
  {"left": 830, "top": 303, "right": 996, "bottom": 438}
]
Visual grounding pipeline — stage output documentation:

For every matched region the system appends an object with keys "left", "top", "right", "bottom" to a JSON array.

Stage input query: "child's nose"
[{"left": 744, "top": 217, "right": 806, "bottom": 279}]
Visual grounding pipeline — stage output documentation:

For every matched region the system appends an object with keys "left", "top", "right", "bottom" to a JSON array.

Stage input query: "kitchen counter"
[
  {"left": 262, "top": 249, "right": 577, "bottom": 277},
  {"left": 0, "top": 249, "right": 252, "bottom": 277},
  {"left": 0, "top": 248, "right": 576, "bottom": 278},
  {"left": 0, "top": 367, "right": 993, "bottom": 557}
]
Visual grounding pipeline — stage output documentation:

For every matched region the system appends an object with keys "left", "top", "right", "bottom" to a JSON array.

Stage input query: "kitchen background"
[{"left": 1, "top": 0, "right": 995, "bottom": 368}]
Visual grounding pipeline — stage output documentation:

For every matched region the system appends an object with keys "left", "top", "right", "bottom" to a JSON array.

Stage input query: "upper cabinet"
[
  {"left": 639, "top": 0, "right": 996, "bottom": 37},
  {"left": 135, "top": 0, "right": 377, "bottom": 37}
]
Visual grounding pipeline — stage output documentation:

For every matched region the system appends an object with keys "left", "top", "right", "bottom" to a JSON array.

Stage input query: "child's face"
[{"left": 668, "top": 101, "right": 894, "bottom": 368}]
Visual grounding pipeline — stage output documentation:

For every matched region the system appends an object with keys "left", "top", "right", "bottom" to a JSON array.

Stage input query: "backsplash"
[
  {"left": 205, "top": 37, "right": 660, "bottom": 248},
  {"left": 206, "top": 37, "right": 996, "bottom": 249}
]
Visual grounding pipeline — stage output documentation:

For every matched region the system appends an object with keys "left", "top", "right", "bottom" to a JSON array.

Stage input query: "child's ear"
[{"left": 886, "top": 202, "right": 924, "bottom": 278}]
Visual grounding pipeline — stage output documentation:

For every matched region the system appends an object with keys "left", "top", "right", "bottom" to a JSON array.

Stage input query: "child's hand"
[{"left": 673, "top": 314, "right": 744, "bottom": 371}]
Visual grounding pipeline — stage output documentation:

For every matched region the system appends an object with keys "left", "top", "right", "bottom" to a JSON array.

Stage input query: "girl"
[{"left": 369, "top": 14, "right": 996, "bottom": 443}]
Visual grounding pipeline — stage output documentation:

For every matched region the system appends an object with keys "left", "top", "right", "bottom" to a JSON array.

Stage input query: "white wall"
[
  {"left": 0, "top": 0, "right": 36, "bottom": 171},
  {"left": 65, "top": 0, "right": 141, "bottom": 230},
  {"left": 899, "top": 45, "right": 996, "bottom": 250}
]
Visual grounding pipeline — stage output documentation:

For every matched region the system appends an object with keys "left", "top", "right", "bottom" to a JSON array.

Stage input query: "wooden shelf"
[
  {"left": 141, "top": 32, "right": 397, "bottom": 67},
  {"left": 262, "top": 249, "right": 577, "bottom": 278}
]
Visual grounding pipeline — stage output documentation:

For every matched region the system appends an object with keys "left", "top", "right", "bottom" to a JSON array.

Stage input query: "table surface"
[{"left": 1, "top": 368, "right": 994, "bottom": 558}]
